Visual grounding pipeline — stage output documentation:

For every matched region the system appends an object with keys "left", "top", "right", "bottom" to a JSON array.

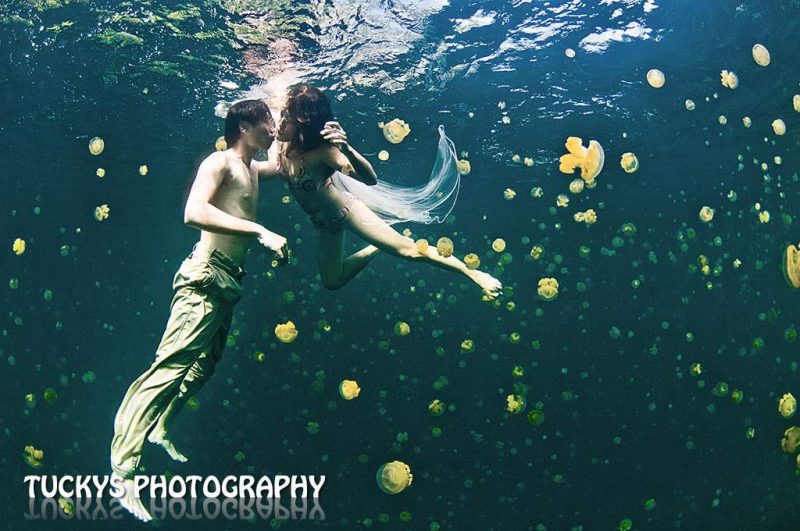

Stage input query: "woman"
[{"left": 260, "top": 84, "right": 502, "bottom": 298}]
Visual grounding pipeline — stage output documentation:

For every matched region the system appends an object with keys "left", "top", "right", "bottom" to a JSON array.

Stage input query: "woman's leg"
[
  {"left": 316, "top": 226, "right": 380, "bottom": 290},
  {"left": 344, "top": 199, "right": 502, "bottom": 297}
]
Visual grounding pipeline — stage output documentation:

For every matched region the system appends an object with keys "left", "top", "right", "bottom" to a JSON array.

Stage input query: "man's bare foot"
[
  {"left": 112, "top": 472, "right": 152, "bottom": 522},
  {"left": 469, "top": 270, "right": 502, "bottom": 299},
  {"left": 147, "top": 430, "right": 188, "bottom": 463}
]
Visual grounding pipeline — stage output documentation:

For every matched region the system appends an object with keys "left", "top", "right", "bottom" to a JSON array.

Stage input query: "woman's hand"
[{"left": 321, "top": 121, "right": 349, "bottom": 151}]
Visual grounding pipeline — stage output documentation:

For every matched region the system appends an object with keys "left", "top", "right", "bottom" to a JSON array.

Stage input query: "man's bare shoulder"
[{"left": 197, "top": 150, "right": 232, "bottom": 178}]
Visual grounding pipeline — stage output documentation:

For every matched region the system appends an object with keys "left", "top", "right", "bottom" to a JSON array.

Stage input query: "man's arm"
[{"left": 184, "top": 153, "right": 267, "bottom": 236}]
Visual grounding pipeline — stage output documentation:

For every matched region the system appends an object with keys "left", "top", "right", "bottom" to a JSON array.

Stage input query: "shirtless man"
[{"left": 109, "top": 100, "right": 288, "bottom": 521}]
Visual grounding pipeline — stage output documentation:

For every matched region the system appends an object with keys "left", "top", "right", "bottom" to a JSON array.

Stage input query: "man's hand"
[
  {"left": 321, "top": 121, "right": 349, "bottom": 151},
  {"left": 257, "top": 230, "right": 290, "bottom": 265}
]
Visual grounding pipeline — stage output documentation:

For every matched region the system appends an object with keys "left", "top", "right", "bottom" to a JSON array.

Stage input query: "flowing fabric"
[{"left": 331, "top": 125, "right": 460, "bottom": 225}]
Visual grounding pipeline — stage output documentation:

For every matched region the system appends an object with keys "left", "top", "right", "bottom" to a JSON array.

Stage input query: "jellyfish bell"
[
  {"left": 339, "top": 380, "right": 361, "bottom": 400},
  {"left": 699, "top": 206, "right": 714, "bottom": 223},
  {"left": 772, "top": 119, "right": 786, "bottom": 136},
  {"left": 382, "top": 119, "right": 411, "bottom": 144},
  {"left": 569, "top": 179, "right": 584, "bottom": 194},
  {"left": 503, "top": 188, "right": 516, "bottom": 200},
  {"left": 794, "top": 95, "right": 800, "bottom": 113},
  {"left": 685, "top": 99, "right": 696, "bottom": 111},
  {"left": 492, "top": 238, "right": 506, "bottom": 253},
  {"left": 378, "top": 150, "right": 390, "bottom": 161},
  {"left": 436, "top": 237, "right": 454, "bottom": 258},
  {"left": 274, "top": 321, "right": 298, "bottom": 343},
  {"left": 506, "top": 394, "right": 526, "bottom": 414},
  {"left": 780, "top": 393, "right": 797, "bottom": 418},
  {"left": 559, "top": 137, "right": 604, "bottom": 183},
  {"left": 720, "top": 70, "right": 738, "bottom": 89},
  {"left": 620, "top": 152, "right": 639, "bottom": 173},
  {"left": 782, "top": 427, "right": 800, "bottom": 453},
  {"left": 464, "top": 253, "right": 480, "bottom": 270},
  {"left": 742, "top": 116, "right": 752, "bottom": 128},
  {"left": 537, "top": 277, "right": 559, "bottom": 301},
  {"left": 646, "top": 69, "right": 665, "bottom": 88},
  {"left": 12, "top": 238, "right": 25, "bottom": 255},
  {"left": 752, "top": 43, "right": 770, "bottom": 66},
  {"left": 376, "top": 461, "right": 413, "bottom": 494},
  {"left": 88, "top": 137, "right": 104, "bottom": 155},
  {"left": 456, "top": 159, "right": 471, "bottom": 175},
  {"left": 565, "top": 48, "right": 576, "bottom": 58}
]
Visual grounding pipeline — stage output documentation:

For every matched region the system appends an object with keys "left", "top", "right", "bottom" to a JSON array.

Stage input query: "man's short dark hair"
[{"left": 224, "top": 100, "right": 273, "bottom": 147}]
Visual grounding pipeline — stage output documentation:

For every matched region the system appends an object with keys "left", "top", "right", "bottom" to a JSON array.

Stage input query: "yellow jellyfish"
[
  {"left": 512, "top": 154, "right": 521, "bottom": 163},
  {"left": 537, "top": 277, "right": 559, "bottom": 301},
  {"left": 88, "top": 137, "right": 104, "bottom": 155},
  {"left": 779, "top": 393, "right": 797, "bottom": 419},
  {"left": 752, "top": 43, "right": 770, "bottom": 66},
  {"left": 339, "top": 379, "right": 361, "bottom": 400},
  {"left": 139, "top": 165, "right": 148, "bottom": 176},
  {"left": 620, "top": 152, "right": 639, "bottom": 173},
  {"left": 775, "top": 156, "right": 782, "bottom": 165},
  {"left": 685, "top": 99, "right": 696, "bottom": 111},
  {"left": 492, "top": 238, "right": 506, "bottom": 253},
  {"left": 698, "top": 206, "right": 714, "bottom": 223},
  {"left": 503, "top": 188, "right": 516, "bottom": 200},
  {"left": 456, "top": 159, "right": 471, "bottom": 175},
  {"left": 23, "top": 445, "right": 44, "bottom": 469},
  {"left": 416, "top": 239, "right": 430, "bottom": 254},
  {"left": 565, "top": 48, "right": 576, "bottom": 58},
  {"left": 274, "top": 321, "right": 298, "bottom": 343},
  {"left": 772, "top": 119, "right": 786, "bottom": 136},
  {"left": 12, "top": 238, "right": 26, "bottom": 255},
  {"left": 464, "top": 253, "right": 480, "bottom": 270},
  {"left": 530, "top": 245, "right": 544, "bottom": 260},
  {"left": 394, "top": 321, "right": 411, "bottom": 336},
  {"left": 506, "top": 394, "right": 526, "bottom": 414},
  {"left": 558, "top": 137, "right": 604, "bottom": 185},
  {"left": 215, "top": 136, "right": 227, "bottom": 151},
  {"left": 720, "top": 70, "right": 738, "bottom": 89},
  {"left": 556, "top": 194, "right": 569, "bottom": 208},
  {"left": 382, "top": 119, "right": 411, "bottom": 144},
  {"left": 502, "top": 115, "right": 511, "bottom": 125},
  {"left": 96, "top": 168, "right": 106, "bottom": 178},
  {"left": 497, "top": 101, "right": 506, "bottom": 110},
  {"left": 378, "top": 150, "right": 390, "bottom": 161},
  {"left": 94, "top": 204, "right": 110, "bottom": 222},
  {"left": 524, "top": 157, "right": 534, "bottom": 167},
  {"left": 783, "top": 427, "right": 800, "bottom": 453},
  {"left": 436, "top": 237, "right": 454, "bottom": 258},
  {"left": 646, "top": 69, "right": 665, "bottom": 88},
  {"left": 759, "top": 210, "right": 770, "bottom": 224},
  {"left": 531, "top": 186, "right": 543, "bottom": 198},
  {"left": 569, "top": 179, "right": 584, "bottom": 194},
  {"left": 742, "top": 116, "right": 752, "bottom": 128},
  {"left": 428, "top": 399, "right": 445, "bottom": 416},
  {"left": 574, "top": 209, "right": 597, "bottom": 226},
  {"left": 690, "top": 362, "right": 702, "bottom": 376},
  {"left": 794, "top": 95, "right": 800, "bottom": 113},
  {"left": 718, "top": 115, "right": 727, "bottom": 125},
  {"left": 376, "top": 461, "right": 413, "bottom": 494}
]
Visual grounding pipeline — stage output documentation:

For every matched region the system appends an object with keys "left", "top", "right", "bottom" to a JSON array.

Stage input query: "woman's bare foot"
[
  {"left": 112, "top": 472, "right": 152, "bottom": 522},
  {"left": 147, "top": 431, "right": 188, "bottom": 463},
  {"left": 469, "top": 269, "right": 502, "bottom": 299}
]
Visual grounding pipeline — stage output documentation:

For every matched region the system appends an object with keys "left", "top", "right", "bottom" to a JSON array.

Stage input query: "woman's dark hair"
[
  {"left": 283, "top": 85, "right": 333, "bottom": 155},
  {"left": 224, "top": 99, "right": 273, "bottom": 147}
]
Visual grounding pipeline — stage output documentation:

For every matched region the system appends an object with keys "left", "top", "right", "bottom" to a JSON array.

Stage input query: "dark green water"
[{"left": 3, "top": 0, "right": 800, "bottom": 529}]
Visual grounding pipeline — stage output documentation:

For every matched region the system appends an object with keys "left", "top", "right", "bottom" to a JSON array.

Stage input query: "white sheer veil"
[{"left": 331, "top": 125, "right": 460, "bottom": 226}]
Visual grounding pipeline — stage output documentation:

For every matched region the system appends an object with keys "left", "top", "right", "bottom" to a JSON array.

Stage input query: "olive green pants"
[{"left": 110, "top": 243, "right": 245, "bottom": 479}]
